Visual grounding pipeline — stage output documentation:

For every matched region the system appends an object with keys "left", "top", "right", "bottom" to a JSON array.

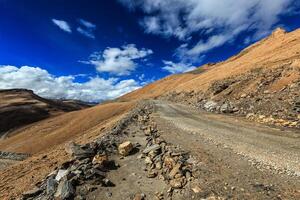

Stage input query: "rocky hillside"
[
  {"left": 122, "top": 28, "right": 300, "bottom": 128},
  {"left": 0, "top": 89, "right": 91, "bottom": 137}
]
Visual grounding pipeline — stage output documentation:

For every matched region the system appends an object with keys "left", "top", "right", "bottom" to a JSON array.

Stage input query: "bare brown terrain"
[
  {"left": 122, "top": 28, "right": 300, "bottom": 101},
  {"left": 0, "top": 28, "right": 299, "bottom": 199},
  {"left": 0, "top": 89, "right": 91, "bottom": 138}
]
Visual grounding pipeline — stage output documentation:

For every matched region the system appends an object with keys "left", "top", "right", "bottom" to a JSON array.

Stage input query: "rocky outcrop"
[
  {"left": 161, "top": 65, "right": 300, "bottom": 129},
  {"left": 0, "top": 151, "right": 30, "bottom": 161}
]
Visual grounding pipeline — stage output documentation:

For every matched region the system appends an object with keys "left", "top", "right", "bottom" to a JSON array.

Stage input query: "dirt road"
[
  {"left": 151, "top": 100, "right": 300, "bottom": 199},
  {"left": 154, "top": 101, "right": 300, "bottom": 176},
  {"left": 2, "top": 100, "right": 300, "bottom": 199}
]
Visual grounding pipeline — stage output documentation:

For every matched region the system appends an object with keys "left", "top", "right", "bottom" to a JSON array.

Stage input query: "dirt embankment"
[{"left": 0, "top": 101, "right": 135, "bottom": 199}]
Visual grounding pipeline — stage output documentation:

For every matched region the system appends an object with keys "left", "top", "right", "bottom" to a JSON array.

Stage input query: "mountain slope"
[
  {"left": 122, "top": 28, "right": 300, "bottom": 99},
  {"left": 121, "top": 28, "right": 300, "bottom": 128},
  {"left": 0, "top": 89, "right": 91, "bottom": 138}
]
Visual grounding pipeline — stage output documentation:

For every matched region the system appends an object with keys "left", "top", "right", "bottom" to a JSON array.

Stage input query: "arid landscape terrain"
[{"left": 0, "top": 28, "right": 300, "bottom": 200}]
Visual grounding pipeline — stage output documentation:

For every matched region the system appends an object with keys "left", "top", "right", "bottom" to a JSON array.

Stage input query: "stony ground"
[
  {"left": 13, "top": 100, "right": 300, "bottom": 200},
  {"left": 161, "top": 64, "right": 300, "bottom": 129}
]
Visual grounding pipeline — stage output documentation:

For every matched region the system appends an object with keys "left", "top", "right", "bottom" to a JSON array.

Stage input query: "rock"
[
  {"left": 240, "top": 93, "right": 247, "bottom": 98},
  {"left": 147, "top": 170, "right": 157, "bottom": 178},
  {"left": 143, "top": 144, "right": 161, "bottom": 154},
  {"left": 144, "top": 156, "right": 153, "bottom": 165},
  {"left": 148, "top": 150, "right": 160, "bottom": 159},
  {"left": 246, "top": 113, "right": 255, "bottom": 119},
  {"left": 155, "top": 161, "right": 162, "bottom": 170},
  {"left": 137, "top": 154, "right": 144, "bottom": 159},
  {"left": 169, "top": 177, "right": 186, "bottom": 189},
  {"left": 55, "top": 179, "right": 75, "bottom": 199},
  {"left": 169, "top": 163, "right": 182, "bottom": 179},
  {"left": 211, "top": 80, "right": 233, "bottom": 95},
  {"left": 22, "top": 187, "right": 42, "bottom": 199},
  {"left": 185, "top": 171, "right": 192, "bottom": 181},
  {"left": 191, "top": 185, "right": 202, "bottom": 193},
  {"left": 103, "top": 178, "right": 115, "bottom": 187},
  {"left": 65, "top": 142, "right": 94, "bottom": 159},
  {"left": 164, "top": 156, "right": 176, "bottom": 169},
  {"left": 220, "top": 102, "right": 234, "bottom": 113},
  {"left": 118, "top": 141, "right": 133, "bottom": 156},
  {"left": 46, "top": 176, "right": 57, "bottom": 195},
  {"left": 92, "top": 154, "right": 108, "bottom": 165},
  {"left": 89, "top": 168, "right": 106, "bottom": 178},
  {"left": 106, "top": 192, "right": 113, "bottom": 198},
  {"left": 0, "top": 151, "right": 30, "bottom": 161},
  {"left": 134, "top": 193, "right": 146, "bottom": 200},
  {"left": 55, "top": 169, "right": 69, "bottom": 182},
  {"left": 204, "top": 101, "right": 218, "bottom": 112},
  {"left": 155, "top": 192, "right": 164, "bottom": 200}
]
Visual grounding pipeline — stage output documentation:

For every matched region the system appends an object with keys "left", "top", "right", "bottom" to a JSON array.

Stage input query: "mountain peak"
[{"left": 271, "top": 27, "right": 287, "bottom": 37}]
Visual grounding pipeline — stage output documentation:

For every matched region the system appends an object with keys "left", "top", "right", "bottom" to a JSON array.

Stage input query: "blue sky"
[{"left": 0, "top": 0, "right": 300, "bottom": 102}]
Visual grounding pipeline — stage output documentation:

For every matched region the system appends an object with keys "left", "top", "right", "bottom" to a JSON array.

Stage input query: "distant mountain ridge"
[{"left": 0, "top": 89, "right": 91, "bottom": 138}]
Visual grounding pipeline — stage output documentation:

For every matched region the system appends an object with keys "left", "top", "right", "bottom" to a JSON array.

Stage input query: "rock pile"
[
  {"left": 20, "top": 101, "right": 156, "bottom": 200},
  {"left": 21, "top": 134, "right": 120, "bottom": 200},
  {"left": 137, "top": 108, "right": 197, "bottom": 197}
]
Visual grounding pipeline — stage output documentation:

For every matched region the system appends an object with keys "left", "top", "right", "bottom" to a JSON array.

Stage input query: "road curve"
[{"left": 154, "top": 100, "right": 300, "bottom": 176}]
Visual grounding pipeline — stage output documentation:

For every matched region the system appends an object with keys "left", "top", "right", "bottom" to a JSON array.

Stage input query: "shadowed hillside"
[{"left": 0, "top": 89, "right": 91, "bottom": 138}]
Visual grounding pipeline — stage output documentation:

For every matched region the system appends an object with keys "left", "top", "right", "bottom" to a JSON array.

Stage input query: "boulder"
[
  {"left": 143, "top": 144, "right": 160, "bottom": 154},
  {"left": 92, "top": 154, "right": 108, "bottom": 166},
  {"left": 204, "top": 101, "right": 218, "bottom": 112},
  {"left": 46, "top": 176, "right": 57, "bottom": 195},
  {"left": 55, "top": 179, "right": 75, "bottom": 199},
  {"left": 118, "top": 141, "right": 133, "bottom": 156},
  {"left": 55, "top": 169, "right": 69, "bottom": 182},
  {"left": 65, "top": 142, "right": 94, "bottom": 159},
  {"left": 220, "top": 102, "right": 235, "bottom": 113}
]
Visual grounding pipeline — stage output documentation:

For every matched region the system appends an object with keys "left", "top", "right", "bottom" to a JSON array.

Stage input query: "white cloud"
[
  {"left": 77, "top": 27, "right": 95, "bottom": 39},
  {"left": 162, "top": 60, "right": 196, "bottom": 74},
  {"left": 84, "top": 44, "right": 153, "bottom": 76},
  {"left": 0, "top": 65, "right": 141, "bottom": 102},
  {"left": 79, "top": 19, "right": 96, "bottom": 29},
  {"left": 52, "top": 19, "right": 72, "bottom": 33},
  {"left": 119, "top": 0, "right": 293, "bottom": 58},
  {"left": 77, "top": 19, "right": 96, "bottom": 39}
]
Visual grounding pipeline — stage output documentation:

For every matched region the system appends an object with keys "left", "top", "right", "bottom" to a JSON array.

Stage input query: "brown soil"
[
  {"left": 0, "top": 89, "right": 91, "bottom": 138},
  {"left": 0, "top": 101, "right": 135, "bottom": 199}
]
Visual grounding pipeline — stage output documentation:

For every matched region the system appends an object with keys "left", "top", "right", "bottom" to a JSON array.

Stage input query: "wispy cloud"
[
  {"left": 77, "top": 19, "right": 96, "bottom": 39},
  {"left": 82, "top": 44, "right": 153, "bottom": 76},
  {"left": 52, "top": 19, "right": 72, "bottom": 33},
  {"left": 162, "top": 60, "right": 196, "bottom": 74},
  {"left": 79, "top": 19, "right": 96, "bottom": 29},
  {"left": 77, "top": 27, "right": 95, "bottom": 39},
  {"left": 119, "top": 0, "right": 295, "bottom": 61}
]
